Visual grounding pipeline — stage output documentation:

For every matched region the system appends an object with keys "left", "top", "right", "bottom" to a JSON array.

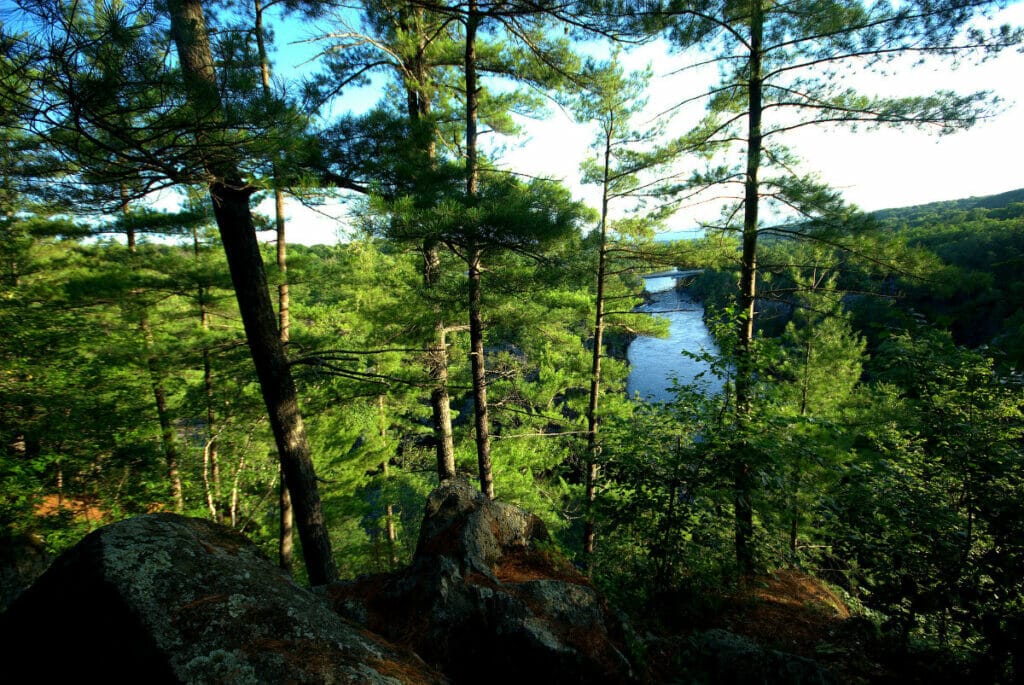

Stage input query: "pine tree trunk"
[
  {"left": 733, "top": 0, "right": 764, "bottom": 576},
  {"left": 274, "top": 195, "right": 290, "bottom": 344},
  {"left": 584, "top": 124, "right": 614, "bottom": 562},
  {"left": 430, "top": 324, "right": 456, "bottom": 480},
  {"left": 378, "top": 396, "right": 398, "bottom": 569},
  {"left": 279, "top": 466, "right": 294, "bottom": 571},
  {"left": 56, "top": 458, "right": 63, "bottom": 508},
  {"left": 202, "top": 310, "right": 221, "bottom": 516},
  {"left": 167, "top": 0, "right": 336, "bottom": 585},
  {"left": 401, "top": 16, "right": 454, "bottom": 481},
  {"left": 464, "top": 2, "right": 493, "bottom": 499},
  {"left": 789, "top": 470, "right": 800, "bottom": 557},
  {"left": 468, "top": 248, "right": 493, "bottom": 499},
  {"left": 149, "top": 364, "right": 185, "bottom": 513},
  {"left": 253, "top": 0, "right": 295, "bottom": 574},
  {"left": 193, "top": 225, "right": 221, "bottom": 521},
  {"left": 210, "top": 179, "right": 334, "bottom": 582},
  {"left": 201, "top": 242, "right": 224, "bottom": 518}
]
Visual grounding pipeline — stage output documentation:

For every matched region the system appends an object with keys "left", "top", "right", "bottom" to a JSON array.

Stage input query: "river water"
[{"left": 625, "top": 277, "right": 723, "bottom": 403}]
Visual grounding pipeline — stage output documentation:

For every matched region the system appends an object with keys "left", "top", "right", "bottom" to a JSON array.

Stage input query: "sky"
[{"left": 253, "top": 3, "right": 1024, "bottom": 245}]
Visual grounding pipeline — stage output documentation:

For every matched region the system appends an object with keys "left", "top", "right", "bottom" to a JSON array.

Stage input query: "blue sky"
[{"left": 250, "top": 2, "right": 1024, "bottom": 244}]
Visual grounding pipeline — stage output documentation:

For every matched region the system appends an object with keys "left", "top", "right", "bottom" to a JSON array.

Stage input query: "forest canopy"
[{"left": 1, "top": 0, "right": 1022, "bottom": 680}]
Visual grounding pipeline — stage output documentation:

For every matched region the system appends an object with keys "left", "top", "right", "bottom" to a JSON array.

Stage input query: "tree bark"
[
  {"left": 253, "top": 0, "right": 295, "bottom": 576},
  {"left": 789, "top": 467, "right": 800, "bottom": 557},
  {"left": 430, "top": 325, "right": 457, "bottom": 479},
  {"left": 378, "top": 395, "right": 398, "bottom": 570},
  {"left": 167, "top": 0, "right": 336, "bottom": 585},
  {"left": 211, "top": 179, "right": 335, "bottom": 583},
  {"left": 468, "top": 248, "right": 493, "bottom": 499},
  {"left": 583, "top": 121, "right": 614, "bottom": 562},
  {"left": 733, "top": 0, "right": 764, "bottom": 576},
  {"left": 148, "top": 356, "right": 185, "bottom": 513},
  {"left": 465, "top": 3, "right": 479, "bottom": 200},
  {"left": 193, "top": 225, "right": 222, "bottom": 521},
  {"left": 464, "top": 2, "right": 493, "bottom": 499},
  {"left": 279, "top": 467, "right": 294, "bottom": 572},
  {"left": 737, "top": 0, "right": 763, "bottom": 418},
  {"left": 400, "top": 10, "right": 454, "bottom": 481}
]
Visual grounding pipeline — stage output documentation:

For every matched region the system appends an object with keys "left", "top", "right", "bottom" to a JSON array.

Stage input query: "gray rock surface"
[
  {"left": 690, "top": 629, "right": 836, "bottom": 684},
  {"left": 0, "top": 531, "right": 49, "bottom": 612},
  {"left": 0, "top": 514, "right": 444, "bottom": 684},
  {"left": 326, "top": 479, "right": 636, "bottom": 684}
]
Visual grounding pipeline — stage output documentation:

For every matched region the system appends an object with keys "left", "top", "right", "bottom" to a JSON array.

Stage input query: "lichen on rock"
[
  {"left": 326, "top": 479, "right": 637, "bottom": 684},
  {"left": 0, "top": 513, "right": 444, "bottom": 684}
]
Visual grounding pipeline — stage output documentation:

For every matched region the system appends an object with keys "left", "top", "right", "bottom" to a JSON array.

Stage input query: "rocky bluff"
[{"left": 0, "top": 480, "right": 635, "bottom": 683}]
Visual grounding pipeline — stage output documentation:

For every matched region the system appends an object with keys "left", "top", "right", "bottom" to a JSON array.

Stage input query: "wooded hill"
[
  {"left": 872, "top": 188, "right": 1024, "bottom": 365},
  {"left": 688, "top": 187, "right": 1024, "bottom": 367},
  {"left": 1, "top": 1, "right": 1022, "bottom": 682},
  {"left": 872, "top": 187, "right": 1024, "bottom": 226}
]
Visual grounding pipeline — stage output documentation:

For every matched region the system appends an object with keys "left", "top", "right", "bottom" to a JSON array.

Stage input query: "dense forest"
[{"left": 1, "top": 0, "right": 1023, "bottom": 681}]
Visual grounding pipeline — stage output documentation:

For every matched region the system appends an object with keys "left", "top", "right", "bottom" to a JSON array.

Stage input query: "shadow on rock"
[
  {"left": 325, "top": 479, "right": 637, "bottom": 684},
  {"left": 0, "top": 514, "right": 444, "bottom": 683}
]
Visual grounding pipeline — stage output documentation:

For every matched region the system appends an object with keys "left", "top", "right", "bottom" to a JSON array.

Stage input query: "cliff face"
[{"left": 0, "top": 482, "right": 635, "bottom": 684}]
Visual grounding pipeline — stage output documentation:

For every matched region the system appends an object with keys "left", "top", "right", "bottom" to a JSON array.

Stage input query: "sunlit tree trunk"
[
  {"left": 583, "top": 121, "right": 614, "bottom": 563},
  {"left": 464, "top": 1, "right": 493, "bottom": 499},
  {"left": 378, "top": 395, "right": 398, "bottom": 569},
  {"left": 252, "top": 0, "right": 296, "bottom": 576},
  {"left": 400, "top": 6, "right": 455, "bottom": 480},
  {"left": 167, "top": 0, "right": 337, "bottom": 584},
  {"left": 733, "top": 0, "right": 764, "bottom": 576},
  {"left": 468, "top": 247, "right": 493, "bottom": 499},
  {"left": 192, "top": 224, "right": 222, "bottom": 521},
  {"left": 430, "top": 325, "right": 456, "bottom": 479},
  {"left": 55, "top": 456, "right": 63, "bottom": 508}
]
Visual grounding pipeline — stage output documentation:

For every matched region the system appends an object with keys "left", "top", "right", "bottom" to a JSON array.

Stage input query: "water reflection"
[{"left": 625, "top": 278, "right": 722, "bottom": 403}]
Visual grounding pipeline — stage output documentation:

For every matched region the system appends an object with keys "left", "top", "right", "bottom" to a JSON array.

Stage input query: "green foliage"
[
  {"left": 888, "top": 201, "right": 1024, "bottom": 368},
  {"left": 375, "top": 171, "right": 592, "bottom": 257},
  {"left": 0, "top": 211, "right": 245, "bottom": 543},
  {"left": 3, "top": 1, "right": 1023, "bottom": 676},
  {"left": 823, "top": 327, "right": 1024, "bottom": 676},
  {"left": 597, "top": 393, "right": 737, "bottom": 605}
]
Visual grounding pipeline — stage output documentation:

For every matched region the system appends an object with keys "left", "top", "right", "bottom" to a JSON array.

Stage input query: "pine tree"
[
  {"left": 165, "top": 0, "right": 338, "bottom": 584},
  {"left": 571, "top": 56, "right": 687, "bottom": 561},
  {"left": 635, "top": 0, "right": 1018, "bottom": 572}
]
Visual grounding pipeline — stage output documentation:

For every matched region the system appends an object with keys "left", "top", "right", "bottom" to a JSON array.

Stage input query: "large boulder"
[
  {"left": 0, "top": 530, "right": 49, "bottom": 612},
  {"left": 326, "top": 479, "right": 636, "bottom": 684},
  {"left": 0, "top": 514, "right": 444, "bottom": 684}
]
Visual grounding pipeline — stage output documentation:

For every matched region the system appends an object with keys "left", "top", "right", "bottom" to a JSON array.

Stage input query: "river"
[{"left": 625, "top": 276, "right": 723, "bottom": 403}]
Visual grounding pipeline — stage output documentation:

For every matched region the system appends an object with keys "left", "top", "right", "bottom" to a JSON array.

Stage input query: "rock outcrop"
[
  {"left": 0, "top": 484, "right": 636, "bottom": 683},
  {"left": 0, "top": 514, "right": 443, "bottom": 684},
  {"left": 326, "top": 479, "right": 636, "bottom": 684},
  {"left": 0, "top": 530, "right": 49, "bottom": 612},
  {"left": 687, "top": 629, "right": 836, "bottom": 684}
]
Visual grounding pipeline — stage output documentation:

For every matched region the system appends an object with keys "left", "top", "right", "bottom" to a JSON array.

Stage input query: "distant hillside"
[
  {"left": 874, "top": 186, "right": 1024, "bottom": 366},
  {"left": 871, "top": 188, "right": 1024, "bottom": 226},
  {"left": 656, "top": 189, "right": 1024, "bottom": 241}
]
